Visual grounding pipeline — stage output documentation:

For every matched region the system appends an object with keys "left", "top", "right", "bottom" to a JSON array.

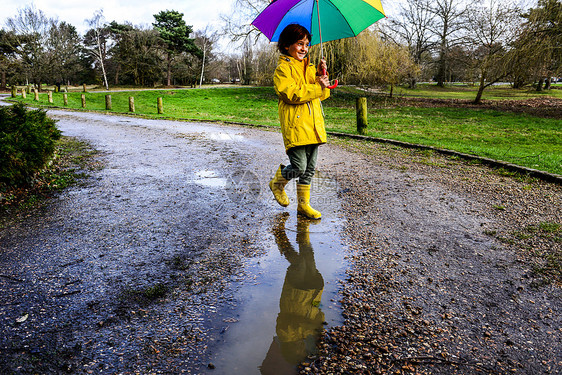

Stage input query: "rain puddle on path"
[
  {"left": 206, "top": 173, "right": 347, "bottom": 375},
  {"left": 193, "top": 170, "right": 229, "bottom": 188}
]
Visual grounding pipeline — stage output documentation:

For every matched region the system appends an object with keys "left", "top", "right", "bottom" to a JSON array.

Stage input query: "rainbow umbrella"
[{"left": 252, "top": 0, "right": 386, "bottom": 49}]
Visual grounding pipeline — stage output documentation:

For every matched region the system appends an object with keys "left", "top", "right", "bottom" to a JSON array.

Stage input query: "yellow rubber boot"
[
  {"left": 269, "top": 164, "right": 290, "bottom": 207},
  {"left": 296, "top": 183, "right": 321, "bottom": 219}
]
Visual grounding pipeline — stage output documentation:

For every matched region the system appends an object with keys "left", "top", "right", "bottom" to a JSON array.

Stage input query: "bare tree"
[
  {"left": 383, "top": 0, "right": 436, "bottom": 87},
  {"left": 239, "top": 38, "right": 254, "bottom": 85},
  {"left": 251, "top": 41, "right": 278, "bottom": 85},
  {"left": 427, "top": 0, "right": 472, "bottom": 86},
  {"left": 221, "top": 0, "right": 268, "bottom": 43},
  {"left": 85, "top": 9, "right": 109, "bottom": 90},
  {"left": 5, "top": 4, "right": 54, "bottom": 88},
  {"left": 46, "top": 22, "right": 82, "bottom": 88},
  {"left": 195, "top": 27, "right": 219, "bottom": 87},
  {"left": 467, "top": 0, "right": 521, "bottom": 103},
  {"left": 512, "top": 0, "right": 562, "bottom": 90}
]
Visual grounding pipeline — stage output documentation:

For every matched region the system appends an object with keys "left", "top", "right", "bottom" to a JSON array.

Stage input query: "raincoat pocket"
[{"left": 287, "top": 103, "right": 305, "bottom": 128}]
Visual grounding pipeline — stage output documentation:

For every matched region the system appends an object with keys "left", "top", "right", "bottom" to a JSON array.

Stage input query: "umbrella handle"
[{"left": 322, "top": 69, "right": 339, "bottom": 89}]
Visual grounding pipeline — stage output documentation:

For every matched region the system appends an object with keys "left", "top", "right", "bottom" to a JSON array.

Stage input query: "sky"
[
  {"left": 1, "top": 0, "right": 236, "bottom": 35},
  {"left": 1, "top": 0, "right": 401, "bottom": 34},
  {"left": 0, "top": 0, "right": 400, "bottom": 53}
]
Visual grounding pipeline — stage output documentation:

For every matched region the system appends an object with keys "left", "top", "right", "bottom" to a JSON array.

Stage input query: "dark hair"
[{"left": 277, "top": 24, "right": 311, "bottom": 54}]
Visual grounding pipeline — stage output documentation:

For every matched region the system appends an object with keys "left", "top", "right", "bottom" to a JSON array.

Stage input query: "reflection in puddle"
[
  {"left": 193, "top": 170, "right": 228, "bottom": 188},
  {"left": 206, "top": 172, "right": 345, "bottom": 374},
  {"left": 260, "top": 215, "right": 325, "bottom": 374}
]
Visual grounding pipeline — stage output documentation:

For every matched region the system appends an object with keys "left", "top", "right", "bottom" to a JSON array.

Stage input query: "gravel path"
[
  {"left": 0, "top": 111, "right": 288, "bottom": 373},
  {"left": 1, "top": 107, "right": 560, "bottom": 374},
  {"left": 308, "top": 139, "right": 562, "bottom": 374}
]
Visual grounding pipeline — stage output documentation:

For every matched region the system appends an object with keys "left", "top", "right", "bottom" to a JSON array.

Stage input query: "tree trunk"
[
  {"left": 409, "top": 78, "right": 417, "bottom": 89},
  {"left": 114, "top": 66, "right": 120, "bottom": 85},
  {"left": 536, "top": 78, "right": 544, "bottom": 91},
  {"left": 0, "top": 71, "right": 6, "bottom": 89},
  {"left": 199, "top": 44, "right": 206, "bottom": 88},
  {"left": 167, "top": 54, "right": 172, "bottom": 87},
  {"left": 436, "top": 36, "right": 447, "bottom": 87},
  {"left": 97, "top": 40, "right": 109, "bottom": 90},
  {"left": 473, "top": 73, "right": 486, "bottom": 104},
  {"left": 513, "top": 76, "right": 525, "bottom": 89},
  {"left": 544, "top": 77, "right": 551, "bottom": 90}
]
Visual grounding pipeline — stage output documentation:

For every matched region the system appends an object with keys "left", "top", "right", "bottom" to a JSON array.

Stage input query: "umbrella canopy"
[{"left": 252, "top": 0, "right": 386, "bottom": 46}]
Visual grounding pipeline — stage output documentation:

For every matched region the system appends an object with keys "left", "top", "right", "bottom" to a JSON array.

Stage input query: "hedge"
[{"left": 0, "top": 103, "right": 61, "bottom": 187}]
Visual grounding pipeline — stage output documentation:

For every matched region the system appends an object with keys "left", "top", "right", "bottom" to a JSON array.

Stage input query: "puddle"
[
  {"left": 205, "top": 173, "right": 346, "bottom": 374},
  {"left": 193, "top": 170, "right": 228, "bottom": 188},
  {"left": 208, "top": 132, "right": 245, "bottom": 142}
]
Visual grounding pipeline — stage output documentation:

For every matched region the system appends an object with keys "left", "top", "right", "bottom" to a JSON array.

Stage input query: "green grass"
[
  {"left": 16, "top": 87, "right": 281, "bottom": 126},
  {"left": 356, "top": 106, "right": 562, "bottom": 175},
  {"left": 393, "top": 83, "right": 562, "bottom": 100},
  {"left": 12, "top": 86, "right": 562, "bottom": 175}
]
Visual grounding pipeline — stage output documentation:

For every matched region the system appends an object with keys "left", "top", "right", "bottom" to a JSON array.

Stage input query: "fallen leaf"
[{"left": 16, "top": 314, "right": 28, "bottom": 323}]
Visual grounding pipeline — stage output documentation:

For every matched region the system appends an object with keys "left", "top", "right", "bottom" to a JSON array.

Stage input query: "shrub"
[{"left": 0, "top": 103, "right": 61, "bottom": 187}]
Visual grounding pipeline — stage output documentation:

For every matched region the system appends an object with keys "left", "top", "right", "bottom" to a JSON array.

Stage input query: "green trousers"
[{"left": 281, "top": 144, "right": 318, "bottom": 185}]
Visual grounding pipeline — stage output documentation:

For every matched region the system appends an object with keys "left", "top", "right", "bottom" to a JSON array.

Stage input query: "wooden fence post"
[
  {"left": 63, "top": 93, "right": 68, "bottom": 106},
  {"left": 129, "top": 97, "right": 135, "bottom": 112},
  {"left": 21, "top": 89, "right": 26, "bottom": 99},
  {"left": 105, "top": 94, "right": 112, "bottom": 110},
  {"left": 81, "top": 94, "right": 86, "bottom": 108},
  {"left": 34, "top": 89, "right": 39, "bottom": 101},
  {"left": 11, "top": 86, "right": 16, "bottom": 98},
  {"left": 157, "top": 97, "right": 163, "bottom": 114},
  {"left": 48, "top": 91, "right": 53, "bottom": 104},
  {"left": 82, "top": 84, "right": 87, "bottom": 93},
  {"left": 356, "top": 97, "right": 368, "bottom": 135}
]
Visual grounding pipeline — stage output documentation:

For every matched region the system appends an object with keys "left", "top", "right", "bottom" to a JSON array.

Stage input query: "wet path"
[
  {"left": 0, "top": 109, "right": 347, "bottom": 373},
  {"left": 207, "top": 206, "right": 345, "bottom": 374}
]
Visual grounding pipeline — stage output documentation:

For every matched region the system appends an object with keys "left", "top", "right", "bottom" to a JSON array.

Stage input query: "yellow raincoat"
[{"left": 273, "top": 55, "right": 330, "bottom": 152}]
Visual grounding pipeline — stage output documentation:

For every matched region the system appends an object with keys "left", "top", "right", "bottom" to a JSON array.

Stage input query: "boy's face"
[{"left": 286, "top": 37, "right": 309, "bottom": 61}]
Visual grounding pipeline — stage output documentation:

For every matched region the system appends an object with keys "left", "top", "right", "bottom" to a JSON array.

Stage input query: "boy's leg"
[
  {"left": 298, "top": 145, "right": 320, "bottom": 218},
  {"left": 298, "top": 145, "right": 318, "bottom": 185},
  {"left": 282, "top": 146, "right": 308, "bottom": 181}
]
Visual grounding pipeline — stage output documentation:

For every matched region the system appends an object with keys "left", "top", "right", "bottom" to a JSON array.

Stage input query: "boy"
[{"left": 269, "top": 24, "right": 330, "bottom": 219}]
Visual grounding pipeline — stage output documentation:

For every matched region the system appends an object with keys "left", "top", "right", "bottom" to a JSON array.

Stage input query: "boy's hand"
[
  {"left": 316, "top": 75, "right": 330, "bottom": 89},
  {"left": 317, "top": 59, "right": 327, "bottom": 76}
]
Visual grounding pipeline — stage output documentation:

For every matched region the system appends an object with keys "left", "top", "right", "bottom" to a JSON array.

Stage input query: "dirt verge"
[{"left": 303, "top": 139, "right": 561, "bottom": 374}]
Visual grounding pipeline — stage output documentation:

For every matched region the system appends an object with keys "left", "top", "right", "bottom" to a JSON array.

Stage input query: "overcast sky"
[
  {"left": 1, "top": 0, "right": 399, "bottom": 53},
  {"left": 1, "top": 0, "right": 235, "bottom": 35}
]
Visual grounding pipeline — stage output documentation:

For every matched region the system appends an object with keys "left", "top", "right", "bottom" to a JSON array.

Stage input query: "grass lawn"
[
  {"left": 392, "top": 83, "right": 562, "bottom": 101},
  {"left": 11, "top": 85, "right": 562, "bottom": 176}
]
